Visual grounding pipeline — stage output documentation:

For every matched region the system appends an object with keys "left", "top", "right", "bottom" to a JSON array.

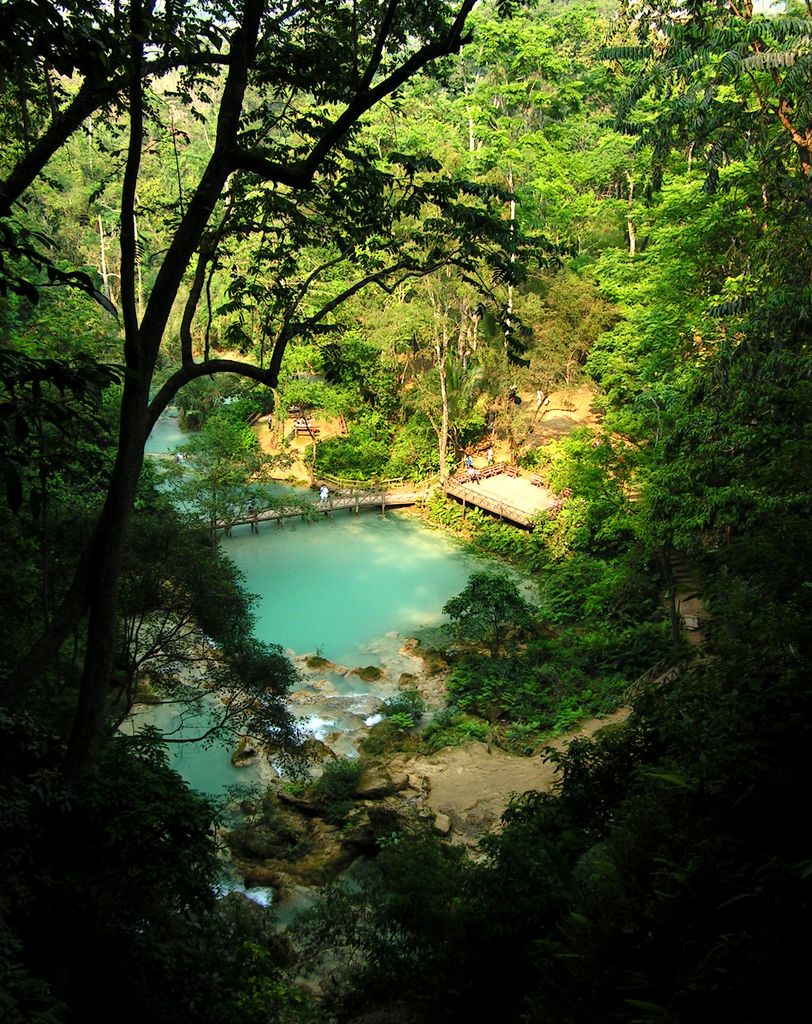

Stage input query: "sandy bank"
[{"left": 390, "top": 708, "right": 629, "bottom": 845}]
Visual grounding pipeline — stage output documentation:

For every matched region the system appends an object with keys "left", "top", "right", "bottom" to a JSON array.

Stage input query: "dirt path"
[
  {"left": 391, "top": 708, "right": 629, "bottom": 845},
  {"left": 519, "top": 384, "right": 600, "bottom": 447},
  {"left": 255, "top": 413, "right": 346, "bottom": 484}
]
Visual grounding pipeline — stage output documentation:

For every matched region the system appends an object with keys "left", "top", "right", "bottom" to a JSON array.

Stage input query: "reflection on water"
[
  {"left": 145, "top": 410, "right": 188, "bottom": 454},
  {"left": 124, "top": 702, "right": 263, "bottom": 796},
  {"left": 224, "top": 511, "right": 489, "bottom": 667}
]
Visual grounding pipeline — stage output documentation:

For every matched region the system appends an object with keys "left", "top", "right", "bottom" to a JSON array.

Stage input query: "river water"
[
  {"left": 140, "top": 413, "right": 491, "bottom": 793},
  {"left": 223, "top": 511, "right": 489, "bottom": 760},
  {"left": 144, "top": 409, "right": 188, "bottom": 454}
]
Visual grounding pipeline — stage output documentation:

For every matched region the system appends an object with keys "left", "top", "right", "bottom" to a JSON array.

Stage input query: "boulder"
[
  {"left": 304, "top": 655, "right": 334, "bottom": 670},
  {"left": 407, "top": 772, "right": 431, "bottom": 795},
  {"left": 281, "top": 836, "right": 357, "bottom": 885},
  {"left": 227, "top": 825, "right": 284, "bottom": 860},
  {"left": 349, "top": 665, "right": 384, "bottom": 683},
  {"left": 432, "top": 812, "right": 452, "bottom": 837},
  {"left": 243, "top": 865, "right": 283, "bottom": 890},
  {"left": 342, "top": 800, "right": 430, "bottom": 853},
  {"left": 353, "top": 766, "right": 410, "bottom": 799},
  {"left": 232, "top": 749, "right": 257, "bottom": 767},
  {"left": 277, "top": 790, "right": 323, "bottom": 815},
  {"left": 398, "top": 672, "right": 418, "bottom": 689},
  {"left": 231, "top": 736, "right": 258, "bottom": 766},
  {"left": 302, "top": 737, "right": 337, "bottom": 764},
  {"left": 341, "top": 810, "right": 376, "bottom": 853}
]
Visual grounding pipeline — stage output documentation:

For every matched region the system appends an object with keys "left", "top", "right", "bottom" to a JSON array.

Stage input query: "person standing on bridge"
[
  {"left": 465, "top": 453, "right": 473, "bottom": 470},
  {"left": 319, "top": 484, "right": 329, "bottom": 504}
]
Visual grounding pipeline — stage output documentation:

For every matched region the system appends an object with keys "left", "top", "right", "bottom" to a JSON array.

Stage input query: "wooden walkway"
[
  {"left": 443, "top": 479, "right": 538, "bottom": 528},
  {"left": 217, "top": 486, "right": 430, "bottom": 532},
  {"left": 443, "top": 462, "right": 556, "bottom": 528},
  {"left": 219, "top": 465, "right": 555, "bottom": 534}
]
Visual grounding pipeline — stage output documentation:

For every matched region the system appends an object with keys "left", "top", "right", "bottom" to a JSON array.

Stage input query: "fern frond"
[
  {"left": 716, "top": 50, "right": 742, "bottom": 79},
  {"left": 782, "top": 56, "right": 812, "bottom": 92},
  {"left": 759, "top": 16, "right": 812, "bottom": 43},
  {"left": 741, "top": 50, "right": 806, "bottom": 71},
  {"left": 707, "top": 296, "right": 751, "bottom": 318},
  {"left": 598, "top": 45, "right": 651, "bottom": 62}
]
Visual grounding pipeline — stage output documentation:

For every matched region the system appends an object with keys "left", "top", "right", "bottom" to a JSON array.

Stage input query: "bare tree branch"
[
  {"left": 233, "top": 1, "right": 478, "bottom": 187},
  {"left": 358, "top": 0, "right": 401, "bottom": 93},
  {"left": 147, "top": 358, "right": 276, "bottom": 429}
]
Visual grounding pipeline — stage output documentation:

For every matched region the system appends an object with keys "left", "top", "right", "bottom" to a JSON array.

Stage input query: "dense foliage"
[{"left": 2, "top": 0, "right": 811, "bottom": 1020}]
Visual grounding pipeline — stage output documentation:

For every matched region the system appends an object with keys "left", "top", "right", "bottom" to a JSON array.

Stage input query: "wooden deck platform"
[
  {"left": 444, "top": 471, "right": 557, "bottom": 528},
  {"left": 443, "top": 478, "right": 554, "bottom": 528}
]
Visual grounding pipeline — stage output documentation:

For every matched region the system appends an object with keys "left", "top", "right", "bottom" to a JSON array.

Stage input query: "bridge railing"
[
  {"left": 214, "top": 481, "right": 435, "bottom": 531},
  {"left": 318, "top": 473, "right": 432, "bottom": 493},
  {"left": 450, "top": 460, "right": 516, "bottom": 484},
  {"left": 443, "top": 479, "right": 533, "bottom": 527},
  {"left": 623, "top": 658, "right": 688, "bottom": 703}
]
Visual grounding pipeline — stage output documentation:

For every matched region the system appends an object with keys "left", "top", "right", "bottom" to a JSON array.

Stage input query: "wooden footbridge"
[
  {"left": 217, "top": 464, "right": 557, "bottom": 534},
  {"left": 217, "top": 481, "right": 432, "bottom": 533}
]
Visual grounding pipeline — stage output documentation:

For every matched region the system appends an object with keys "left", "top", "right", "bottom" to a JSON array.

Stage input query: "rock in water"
[
  {"left": 350, "top": 665, "right": 384, "bottom": 682},
  {"left": 243, "top": 865, "right": 283, "bottom": 889}
]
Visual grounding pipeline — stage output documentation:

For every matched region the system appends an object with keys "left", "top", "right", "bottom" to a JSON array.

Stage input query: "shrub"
[
  {"left": 384, "top": 413, "right": 440, "bottom": 479},
  {"left": 517, "top": 446, "right": 549, "bottom": 470},
  {"left": 309, "top": 759, "right": 364, "bottom": 824},
  {"left": 420, "top": 708, "right": 488, "bottom": 754},
  {"left": 315, "top": 414, "right": 391, "bottom": 479},
  {"left": 381, "top": 689, "right": 426, "bottom": 730}
]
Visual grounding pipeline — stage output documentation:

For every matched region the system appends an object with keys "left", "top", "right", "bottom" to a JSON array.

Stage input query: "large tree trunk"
[
  {"left": 63, "top": 376, "right": 151, "bottom": 774},
  {"left": 661, "top": 545, "right": 682, "bottom": 652}
]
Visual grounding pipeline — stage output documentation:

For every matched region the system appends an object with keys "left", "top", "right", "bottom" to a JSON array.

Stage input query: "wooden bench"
[
  {"left": 453, "top": 470, "right": 480, "bottom": 484},
  {"left": 530, "top": 474, "right": 545, "bottom": 488},
  {"left": 295, "top": 424, "right": 320, "bottom": 437},
  {"left": 454, "top": 462, "right": 517, "bottom": 483}
]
